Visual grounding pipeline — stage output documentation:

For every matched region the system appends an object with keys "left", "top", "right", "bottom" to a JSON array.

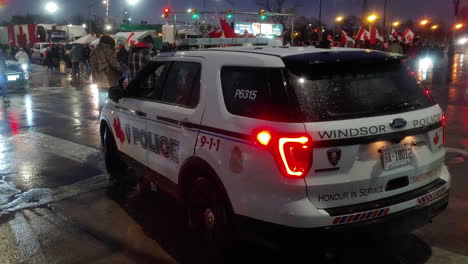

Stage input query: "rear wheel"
[{"left": 187, "top": 177, "right": 232, "bottom": 262}]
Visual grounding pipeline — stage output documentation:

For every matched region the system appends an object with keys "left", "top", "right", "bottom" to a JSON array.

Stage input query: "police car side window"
[
  {"left": 143, "top": 63, "right": 168, "bottom": 99},
  {"left": 159, "top": 62, "right": 201, "bottom": 108},
  {"left": 128, "top": 62, "right": 168, "bottom": 99},
  {"left": 221, "top": 66, "right": 296, "bottom": 122}
]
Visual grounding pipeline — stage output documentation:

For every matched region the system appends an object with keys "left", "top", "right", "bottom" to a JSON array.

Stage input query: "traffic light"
[
  {"left": 260, "top": 9, "right": 266, "bottom": 20},
  {"left": 163, "top": 7, "right": 170, "bottom": 18},
  {"left": 191, "top": 8, "right": 199, "bottom": 19},
  {"left": 226, "top": 8, "right": 232, "bottom": 19}
]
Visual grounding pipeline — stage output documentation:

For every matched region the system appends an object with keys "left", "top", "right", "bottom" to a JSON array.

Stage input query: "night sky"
[{"left": 0, "top": 0, "right": 459, "bottom": 25}]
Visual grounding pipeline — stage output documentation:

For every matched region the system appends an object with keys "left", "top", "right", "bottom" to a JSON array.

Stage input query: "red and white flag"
[
  {"left": 356, "top": 26, "right": 370, "bottom": 41},
  {"left": 219, "top": 18, "right": 237, "bottom": 38},
  {"left": 208, "top": 28, "right": 222, "bottom": 38},
  {"left": 390, "top": 29, "right": 402, "bottom": 42},
  {"left": 341, "top": 29, "right": 355, "bottom": 46},
  {"left": 369, "top": 25, "right": 384, "bottom": 45},
  {"left": 401, "top": 28, "right": 415, "bottom": 44}
]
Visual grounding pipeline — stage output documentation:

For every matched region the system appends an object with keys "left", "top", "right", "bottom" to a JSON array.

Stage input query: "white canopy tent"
[
  {"left": 115, "top": 31, "right": 156, "bottom": 45},
  {"left": 89, "top": 35, "right": 128, "bottom": 47},
  {"left": 72, "top": 35, "right": 98, "bottom": 44}
]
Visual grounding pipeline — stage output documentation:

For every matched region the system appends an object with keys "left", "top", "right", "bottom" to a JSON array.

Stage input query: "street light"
[
  {"left": 431, "top": 25, "right": 439, "bottom": 30},
  {"left": 420, "top": 19, "right": 429, "bottom": 26},
  {"left": 335, "top": 16, "right": 344, "bottom": 23},
  {"left": 455, "top": 23, "right": 463, "bottom": 29},
  {"left": 367, "top": 14, "right": 378, "bottom": 22},
  {"left": 105, "top": 24, "right": 112, "bottom": 31},
  {"left": 127, "top": 0, "right": 140, "bottom": 5},
  {"left": 45, "top": 2, "right": 58, "bottom": 13},
  {"left": 392, "top": 21, "right": 400, "bottom": 27}
]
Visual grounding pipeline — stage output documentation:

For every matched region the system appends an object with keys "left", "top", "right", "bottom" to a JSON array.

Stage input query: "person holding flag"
[{"left": 341, "top": 29, "right": 355, "bottom": 47}]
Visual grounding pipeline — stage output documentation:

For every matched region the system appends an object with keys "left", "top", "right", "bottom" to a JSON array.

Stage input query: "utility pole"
[
  {"left": 105, "top": 0, "right": 110, "bottom": 27},
  {"left": 362, "top": 0, "right": 368, "bottom": 17},
  {"left": 318, "top": 0, "right": 322, "bottom": 26},
  {"left": 318, "top": 0, "right": 322, "bottom": 40},
  {"left": 383, "top": 0, "right": 387, "bottom": 39}
]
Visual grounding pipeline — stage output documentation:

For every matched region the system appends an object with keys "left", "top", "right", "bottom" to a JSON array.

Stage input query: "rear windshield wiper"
[{"left": 381, "top": 102, "right": 422, "bottom": 112}]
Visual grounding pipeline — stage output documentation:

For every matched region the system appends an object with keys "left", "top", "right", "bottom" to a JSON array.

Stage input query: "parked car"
[
  {"left": 31, "top": 42, "right": 50, "bottom": 65},
  {"left": 5, "top": 60, "right": 28, "bottom": 90}
]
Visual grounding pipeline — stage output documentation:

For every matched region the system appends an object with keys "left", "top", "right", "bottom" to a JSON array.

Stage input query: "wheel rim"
[
  {"left": 188, "top": 178, "right": 227, "bottom": 235},
  {"left": 203, "top": 208, "right": 216, "bottom": 231}
]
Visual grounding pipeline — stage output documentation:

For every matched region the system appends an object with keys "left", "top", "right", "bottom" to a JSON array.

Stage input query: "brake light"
[
  {"left": 254, "top": 130, "right": 312, "bottom": 178},
  {"left": 424, "top": 88, "right": 436, "bottom": 103},
  {"left": 442, "top": 114, "right": 446, "bottom": 145},
  {"left": 256, "top": 130, "right": 272, "bottom": 146}
]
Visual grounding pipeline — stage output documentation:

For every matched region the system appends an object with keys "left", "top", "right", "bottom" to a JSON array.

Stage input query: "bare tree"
[
  {"left": 453, "top": 0, "right": 461, "bottom": 17},
  {"left": 255, "top": 0, "right": 301, "bottom": 29}
]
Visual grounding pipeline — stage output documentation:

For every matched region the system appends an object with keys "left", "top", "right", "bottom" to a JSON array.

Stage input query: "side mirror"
[{"left": 108, "top": 86, "right": 124, "bottom": 103}]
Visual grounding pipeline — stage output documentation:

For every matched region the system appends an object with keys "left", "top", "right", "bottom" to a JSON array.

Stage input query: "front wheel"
[
  {"left": 187, "top": 177, "right": 232, "bottom": 262},
  {"left": 103, "top": 126, "right": 127, "bottom": 180}
]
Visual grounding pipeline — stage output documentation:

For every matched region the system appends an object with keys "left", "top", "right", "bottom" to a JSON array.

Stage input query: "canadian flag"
[
  {"left": 219, "top": 18, "right": 237, "bottom": 38},
  {"left": 208, "top": 28, "right": 222, "bottom": 38},
  {"left": 341, "top": 29, "right": 355, "bottom": 46},
  {"left": 401, "top": 28, "right": 415, "bottom": 44},
  {"left": 369, "top": 25, "right": 384, "bottom": 45},
  {"left": 356, "top": 26, "right": 370, "bottom": 41},
  {"left": 390, "top": 29, "right": 402, "bottom": 42}
]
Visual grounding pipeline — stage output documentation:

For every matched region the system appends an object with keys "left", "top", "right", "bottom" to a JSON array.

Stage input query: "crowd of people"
[{"left": 90, "top": 34, "right": 155, "bottom": 109}]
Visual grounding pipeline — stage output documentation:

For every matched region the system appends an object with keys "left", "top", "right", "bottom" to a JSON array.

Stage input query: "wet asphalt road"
[{"left": 0, "top": 54, "right": 467, "bottom": 264}]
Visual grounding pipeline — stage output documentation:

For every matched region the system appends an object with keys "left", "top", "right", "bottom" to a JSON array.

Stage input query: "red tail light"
[
  {"left": 441, "top": 114, "right": 446, "bottom": 145},
  {"left": 254, "top": 130, "right": 312, "bottom": 178}
]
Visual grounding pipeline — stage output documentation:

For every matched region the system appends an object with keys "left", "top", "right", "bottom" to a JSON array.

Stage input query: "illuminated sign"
[{"left": 234, "top": 23, "right": 283, "bottom": 36}]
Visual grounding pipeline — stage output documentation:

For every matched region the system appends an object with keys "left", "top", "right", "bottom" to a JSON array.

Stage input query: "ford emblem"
[{"left": 390, "top": 118, "right": 407, "bottom": 129}]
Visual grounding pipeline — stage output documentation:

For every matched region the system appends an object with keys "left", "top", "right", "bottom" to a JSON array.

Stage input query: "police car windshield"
[{"left": 284, "top": 59, "right": 435, "bottom": 122}]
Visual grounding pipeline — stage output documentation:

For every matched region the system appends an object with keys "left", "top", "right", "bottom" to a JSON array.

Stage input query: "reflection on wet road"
[{"left": 0, "top": 57, "right": 466, "bottom": 263}]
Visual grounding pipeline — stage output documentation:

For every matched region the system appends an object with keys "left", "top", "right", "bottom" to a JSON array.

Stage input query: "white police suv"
[{"left": 100, "top": 46, "right": 450, "bottom": 249}]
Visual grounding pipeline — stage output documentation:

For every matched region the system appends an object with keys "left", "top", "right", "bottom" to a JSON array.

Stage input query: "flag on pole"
[
  {"left": 341, "top": 29, "right": 355, "bottom": 46},
  {"left": 356, "top": 26, "right": 370, "bottom": 41},
  {"left": 219, "top": 18, "right": 237, "bottom": 38},
  {"left": 401, "top": 28, "right": 415, "bottom": 44},
  {"left": 390, "top": 29, "right": 401, "bottom": 41},
  {"left": 369, "top": 25, "right": 384, "bottom": 45},
  {"left": 208, "top": 28, "right": 222, "bottom": 38}
]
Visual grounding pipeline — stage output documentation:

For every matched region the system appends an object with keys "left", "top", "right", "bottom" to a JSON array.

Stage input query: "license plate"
[
  {"left": 382, "top": 144, "right": 413, "bottom": 169},
  {"left": 7, "top": 75, "right": 19, "bottom": 81}
]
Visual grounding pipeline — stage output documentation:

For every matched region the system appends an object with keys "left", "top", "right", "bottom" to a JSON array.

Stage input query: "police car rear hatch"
[{"left": 282, "top": 51, "right": 445, "bottom": 209}]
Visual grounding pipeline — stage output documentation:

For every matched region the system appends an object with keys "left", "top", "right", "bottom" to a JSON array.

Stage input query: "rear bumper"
[{"left": 236, "top": 192, "right": 448, "bottom": 247}]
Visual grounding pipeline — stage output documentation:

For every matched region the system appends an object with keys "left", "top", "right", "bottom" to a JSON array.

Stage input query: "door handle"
[{"left": 135, "top": 110, "right": 147, "bottom": 117}]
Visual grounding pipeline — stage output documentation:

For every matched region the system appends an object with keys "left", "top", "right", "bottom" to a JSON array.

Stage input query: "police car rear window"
[
  {"left": 221, "top": 67, "right": 298, "bottom": 122},
  {"left": 283, "top": 59, "right": 435, "bottom": 122}
]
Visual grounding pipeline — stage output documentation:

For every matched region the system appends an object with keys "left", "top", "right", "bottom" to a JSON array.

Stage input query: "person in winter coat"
[
  {"left": 388, "top": 40, "right": 403, "bottom": 54},
  {"left": 0, "top": 47, "right": 9, "bottom": 104},
  {"left": 45, "top": 45, "right": 54, "bottom": 70},
  {"left": 90, "top": 35, "right": 123, "bottom": 109},
  {"left": 116, "top": 45, "right": 129, "bottom": 67},
  {"left": 128, "top": 35, "right": 155, "bottom": 89},
  {"left": 70, "top": 45, "right": 84, "bottom": 80},
  {"left": 15, "top": 48, "right": 29, "bottom": 65}
]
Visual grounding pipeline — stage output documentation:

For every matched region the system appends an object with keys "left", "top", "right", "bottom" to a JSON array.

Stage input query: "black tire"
[
  {"left": 103, "top": 125, "right": 126, "bottom": 180},
  {"left": 187, "top": 177, "right": 232, "bottom": 263}
]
